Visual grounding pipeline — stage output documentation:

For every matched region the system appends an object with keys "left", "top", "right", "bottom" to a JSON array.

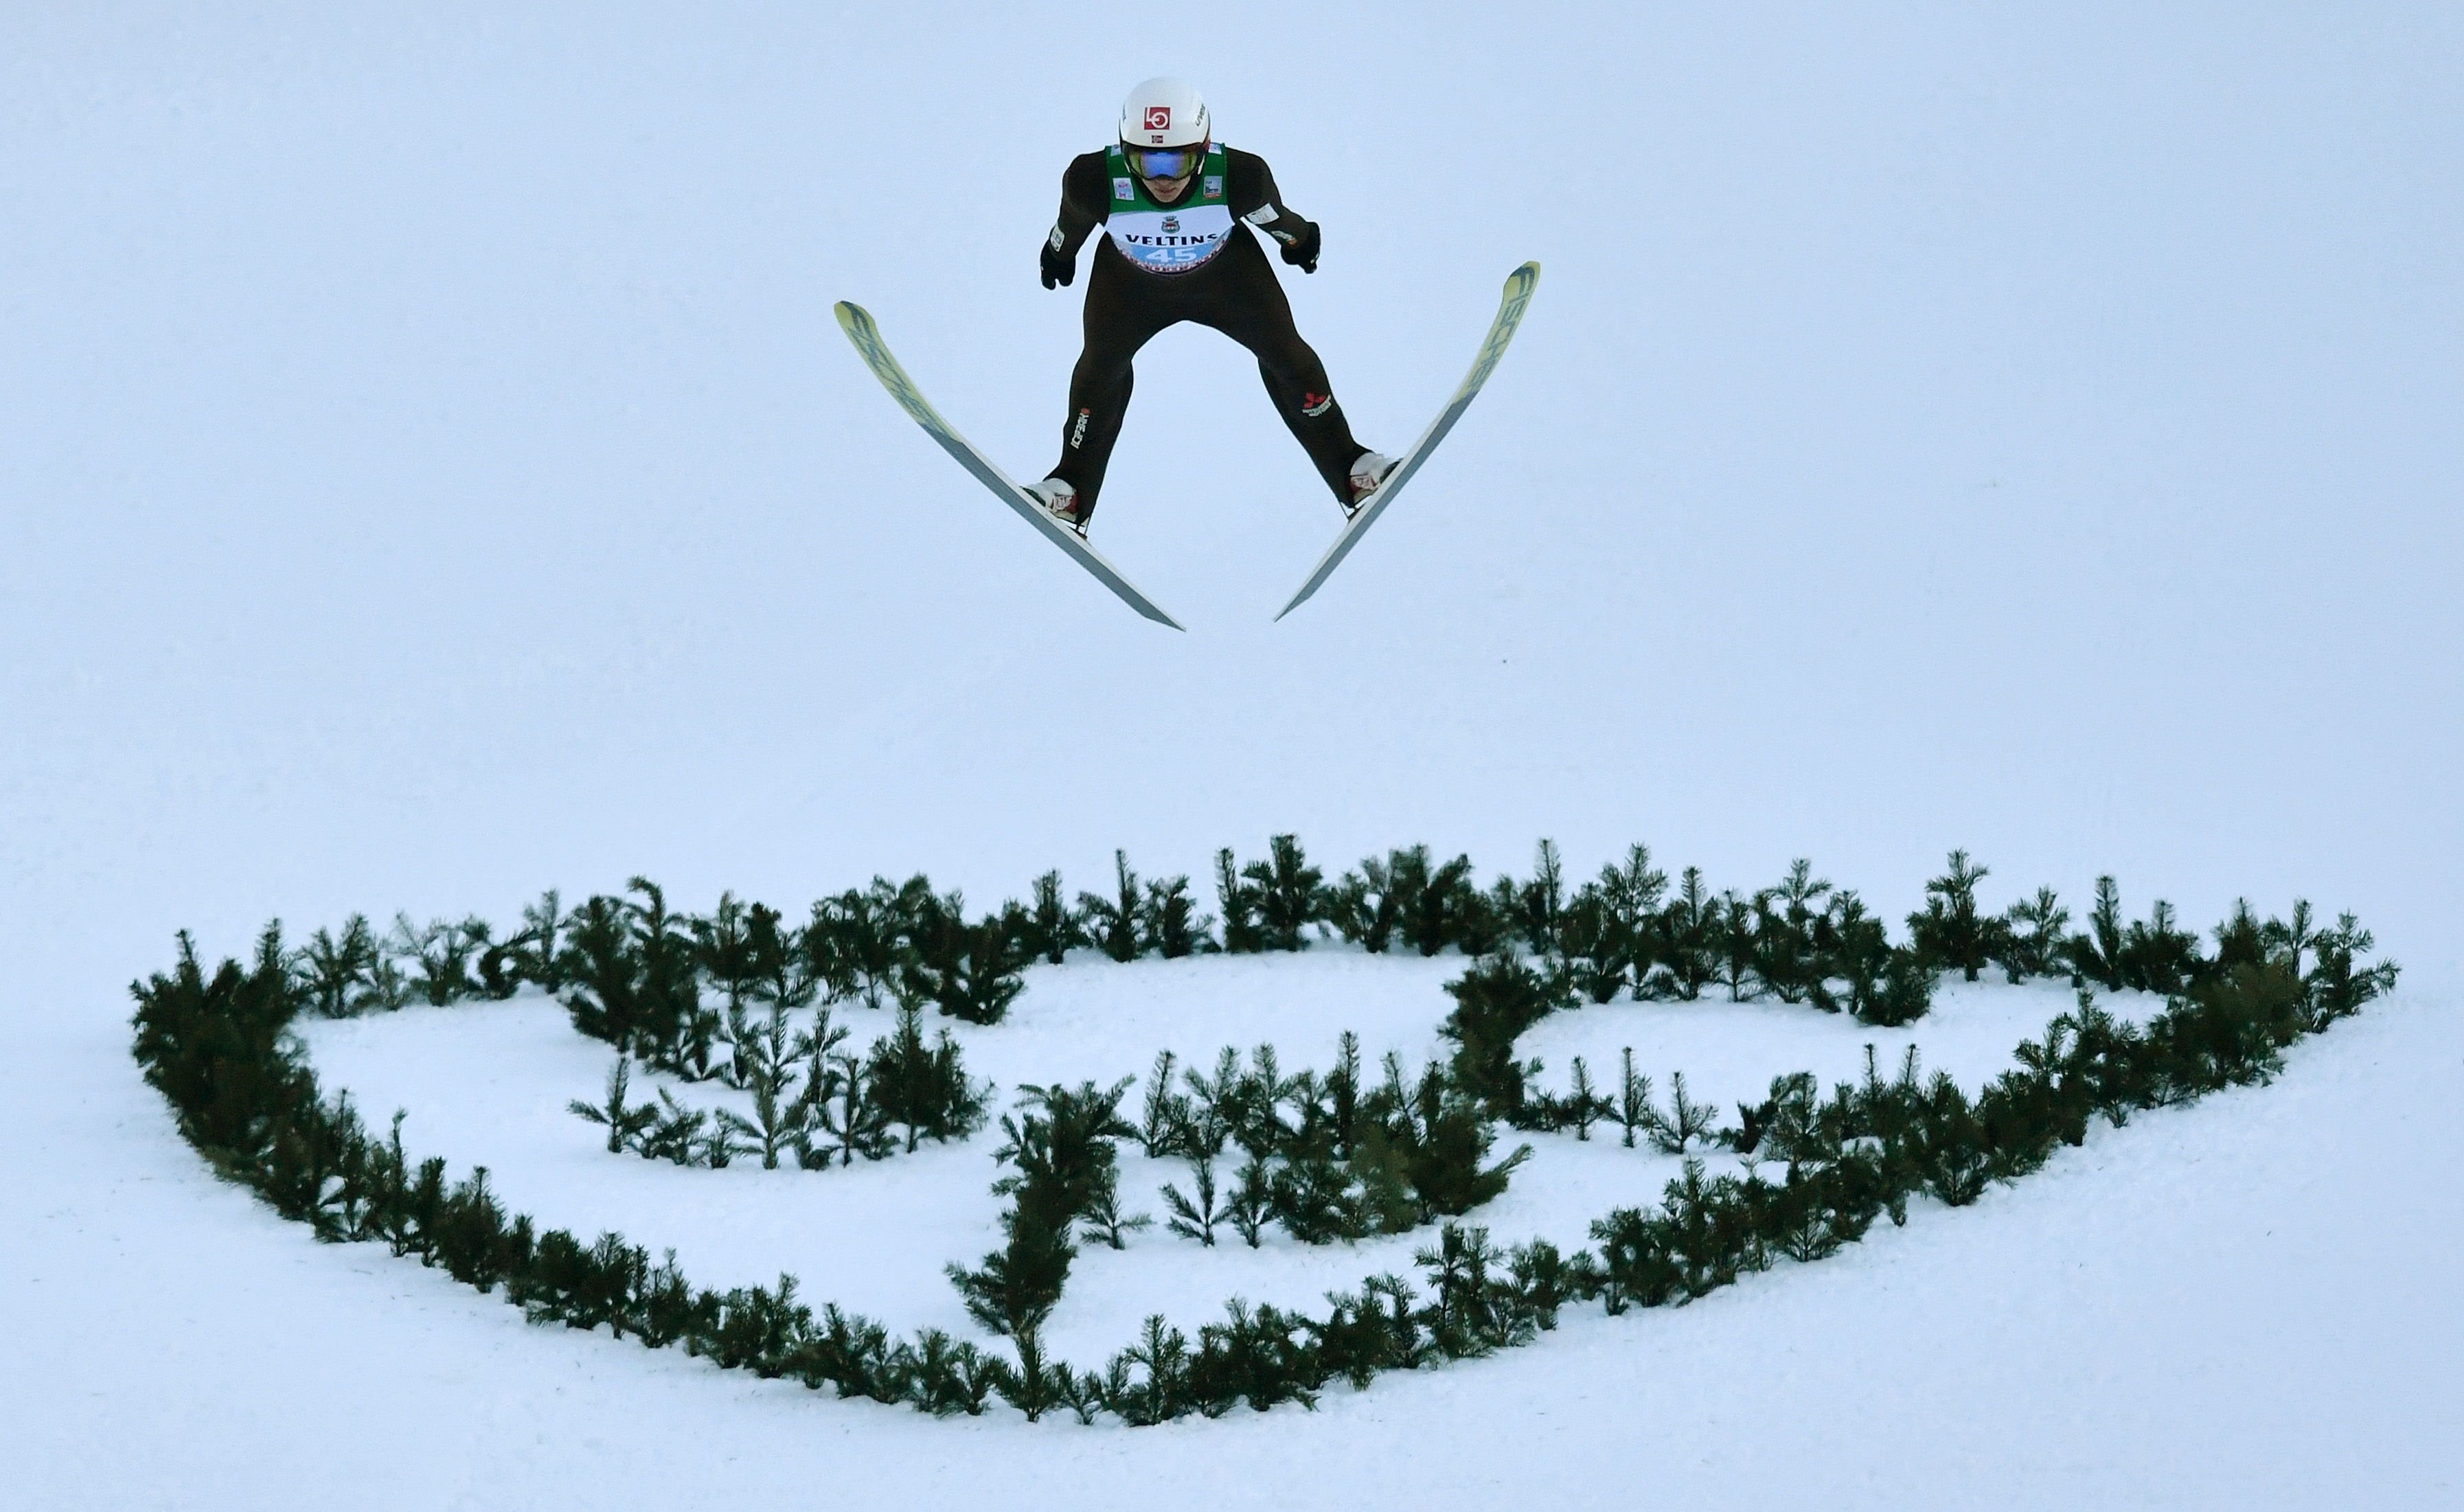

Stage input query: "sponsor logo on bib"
[
  {"left": 1106, "top": 202, "right": 1233, "bottom": 274},
  {"left": 1203, "top": 176, "right": 1222, "bottom": 198},
  {"left": 1113, "top": 177, "right": 1134, "bottom": 201}
]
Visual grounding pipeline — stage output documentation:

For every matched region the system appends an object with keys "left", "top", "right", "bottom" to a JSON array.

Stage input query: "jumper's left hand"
[{"left": 1280, "top": 221, "right": 1321, "bottom": 274}]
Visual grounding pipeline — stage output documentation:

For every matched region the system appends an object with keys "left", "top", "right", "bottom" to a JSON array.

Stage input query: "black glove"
[
  {"left": 1279, "top": 220, "right": 1321, "bottom": 274},
  {"left": 1040, "top": 231, "right": 1075, "bottom": 289}
]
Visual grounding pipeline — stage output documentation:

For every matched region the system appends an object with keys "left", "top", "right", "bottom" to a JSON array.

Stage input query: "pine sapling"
[
  {"left": 1054, "top": 1366, "right": 1110, "bottom": 1426},
  {"left": 569, "top": 1057, "right": 658, "bottom": 1154},
  {"left": 1213, "top": 847, "right": 1266, "bottom": 954},
  {"left": 1601, "top": 843, "right": 1670, "bottom": 992},
  {"left": 1231, "top": 1042, "right": 1299, "bottom": 1157},
  {"left": 906, "top": 1329, "right": 994, "bottom": 1417},
  {"left": 745, "top": 900, "right": 819, "bottom": 1012},
  {"left": 1104, "top": 1315, "right": 1192, "bottom": 1426},
  {"left": 810, "top": 875, "right": 926, "bottom": 1011},
  {"left": 1400, "top": 849, "right": 1461, "bottom": 955},
  {"left": 293, "top": 914, "right": 381, "bottom": 1018},
  {"left": 714, "top": 1075, "right": 813, "bottom": 1170},
  {"left": 1075, "top": 1162, "right": 1153, "bottom": 1250},
  {"left": 642, "top": 1087, "right": 714, "bottom": 1165},
  {"left": 1265, "top": 1145, "right": 1370, "bottom": 1244},
  {"left": 1439, "top": 952, "right": 1565, "bottom": 1117},
  {"left": 2070, "top": 875, "right": 2128, "bottom": 989},
  {"left": 1329, "top": 851, "right": 1404, "bottom": 952},
  {"left": 1139, "top": 874, "right": 1209, "bottom": 958},
  {"left": 1648, "top": 1070, "right": 1722, "bottom": 1154},
  {"left": 1179, "top": 1046, "right": 1242, "bottom": 1156},
  {"left": 2305, "top": 911, "right": 2401, "bottom": 1022},
  {"left": 1240, "top": 834, "right": 1325, "bottom": 951},
  {"left": 1024, "top": 870, "right": 1083, "bottom": 965},
  {"left": 994, "top": 1325, "right": 1077, "bottom": 1423},
  {"left": 1161, "top": 1152, "right": 1224, "bottom": 1246},
  {"left": 1755, "top": 859, "right": 1832, "bottom": 1004},
  {"left": 692, "top": 893, "right": 762, "bottom": 1020},
  {"left": 816, "top": 1052, "right": 892, "bottom": 1165},
  {"left": 1138, "top": 1049, "right": 1187, "bottom": 1158},
  {"left": 2121, "top": 899, "right": 2203, "bottom": 996},
  {"left": 1566, "top": 1056, "right": 1600, "bottom": 1141},
  {"left": 1998, "top": 887, "right": 2071, "bottom": 983},
  {"left": 1327, "top": 1031, "right": 1363, "bottom": 1160},
  {"left": 1514, "top": 838, "right": 1567, "bottom": 955},
  {"left": 694, "top": 1112, "right": 744, "bottom": 1169},
  {"left": 1077, "top": 850, "right": 1145, "bottom": 963},
  {"left": 1456, "top": 874, "right": 1514, "bottom": 957},
  {"left": 711, "top": 1000, "right": 834, "bottom": 1169},
  {"left": 510, "top": 889, "right": 567, "bottom": 992},
  {"left": 1227, "top": 1155, "right": 1273, "bottom": 1248},
  {"left": 390, "top": 913, "right": 488, "bottom": 1007},
  {"left": 1558, "top": 884, "right": 1632, "bottom": 1002},
  {"left": 1658, "top": 867, "right": 1720, "bottom": 1000},
  {"left": 1718, "top": 891, "right": 1759, "bottom": 1002},
  {"left": 861, "top": 1002, "right": 988, "bottom": 1153},
  {"left": 2263, "top": 899, "right": 2318, "bottom": 980},
  {"left": 1909, "top": 849, "right": 2002, "bottom": 983},
  {"left": 1615, "top": 1047, "right": 1651, "bottom": 1149},
  {"left": 906, "top": 892, "right": 1028, "bottom": 1025},
  {"left": 1415, "top": 1222, "right": 1518, "bottom": 1356}
]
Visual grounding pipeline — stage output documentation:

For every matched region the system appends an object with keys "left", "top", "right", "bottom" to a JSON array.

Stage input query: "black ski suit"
[{"left": 1040, "top": 148, "right": 1366, "bottom": 516}]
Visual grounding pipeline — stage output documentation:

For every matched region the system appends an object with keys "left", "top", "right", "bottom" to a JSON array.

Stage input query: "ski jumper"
[{"left": 1042, "top": 146, "right": 1365, "bottom": 516}]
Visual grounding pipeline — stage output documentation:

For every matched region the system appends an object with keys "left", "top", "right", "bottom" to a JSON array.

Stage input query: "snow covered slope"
[
  {"left": 4, "top": 3, "right": 2459, "bottom": 1507},
  {"left": 294, "top": 963, "right": 2165, "bottom": 1360}
]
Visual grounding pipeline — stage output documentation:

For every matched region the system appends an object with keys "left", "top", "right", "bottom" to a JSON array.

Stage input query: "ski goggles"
[{"left": 1126, "top": 143, "right": 1205, "bottom": 181}]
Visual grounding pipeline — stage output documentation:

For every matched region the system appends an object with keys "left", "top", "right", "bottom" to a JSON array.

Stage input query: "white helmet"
[{"left": 1119, "top": 76, "right": 1209, "bottom": 150}]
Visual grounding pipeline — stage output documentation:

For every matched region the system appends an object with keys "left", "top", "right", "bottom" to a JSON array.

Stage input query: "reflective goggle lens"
[{"left": 1132, "top": 146, "right": 1201, "bottom": 179}]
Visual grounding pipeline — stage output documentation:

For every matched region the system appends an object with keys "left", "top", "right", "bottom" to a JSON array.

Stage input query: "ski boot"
[
  {"left": 1344, "top": 451, "right": 1399, "bottom": 519},
  {"left": 1026, "top": 477, "right": 1088, "bottom": 537}
]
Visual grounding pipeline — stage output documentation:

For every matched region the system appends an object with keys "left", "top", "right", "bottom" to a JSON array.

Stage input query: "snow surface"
[{"left": 5, "top": 2, "right": 2461, "bottom": 1508}]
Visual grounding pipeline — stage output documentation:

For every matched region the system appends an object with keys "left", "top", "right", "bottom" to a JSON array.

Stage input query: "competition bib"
[{"left": 1103, "top": 144, "right": 1235, "bottom": 275}]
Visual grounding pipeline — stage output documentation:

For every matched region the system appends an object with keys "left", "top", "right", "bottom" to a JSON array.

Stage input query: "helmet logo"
[{"left": 1144, "top": 105, "right": 1172, "bottom": 131}]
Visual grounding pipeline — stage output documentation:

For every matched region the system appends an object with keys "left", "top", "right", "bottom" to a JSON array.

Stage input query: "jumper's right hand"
[{"left": 1040, "top": 230, "right": 1075, "bottom": 290}]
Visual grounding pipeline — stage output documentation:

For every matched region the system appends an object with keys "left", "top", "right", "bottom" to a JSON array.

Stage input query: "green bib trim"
[{"left": 1102, "top": 144, "right": 1235, "bottom": 275}]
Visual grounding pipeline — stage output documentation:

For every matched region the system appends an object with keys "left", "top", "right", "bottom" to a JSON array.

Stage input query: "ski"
[
  {"left": 833, "top": 301, "right": 1184, "bottom": 630},
  {"left": 1273, "top": 261, "right": 1540, "bottom": 621}
]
